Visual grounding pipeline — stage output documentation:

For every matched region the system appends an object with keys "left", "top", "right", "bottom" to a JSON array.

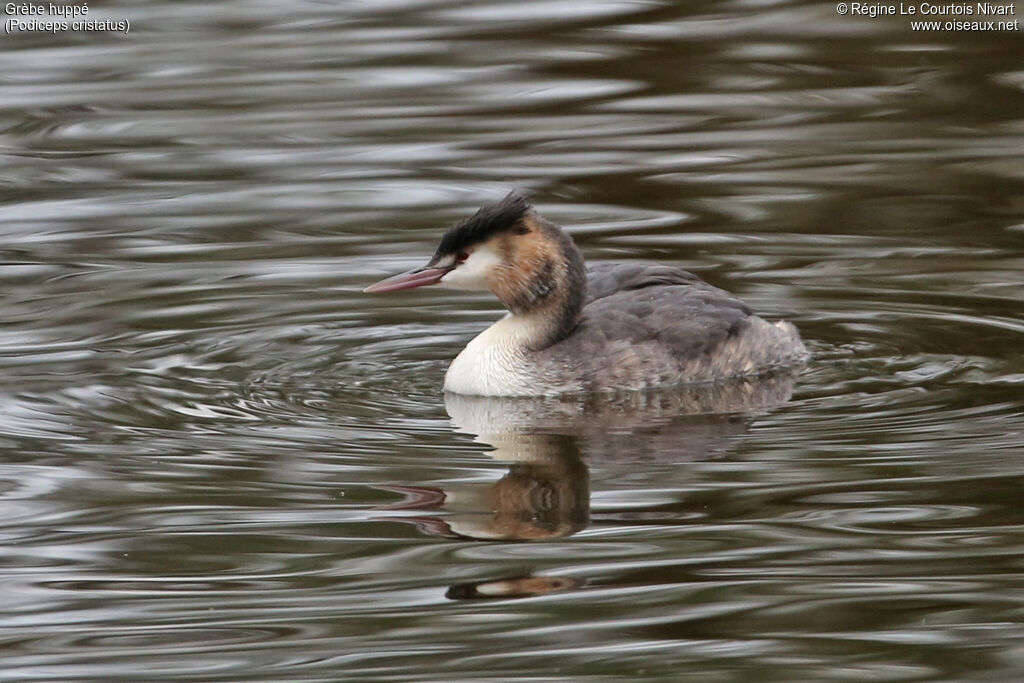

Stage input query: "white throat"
[{"left": 443, "top": 312, "right": 551, "bottom": 396}]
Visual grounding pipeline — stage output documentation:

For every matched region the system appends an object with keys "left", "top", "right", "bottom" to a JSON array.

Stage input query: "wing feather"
[{"left": 573, "top": 263, "right": 752, "bottom": 363}]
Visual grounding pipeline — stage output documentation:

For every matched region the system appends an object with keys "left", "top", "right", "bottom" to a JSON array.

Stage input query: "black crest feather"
[{"left": 433, "top": 192, "right": 531, "bottom": 258}]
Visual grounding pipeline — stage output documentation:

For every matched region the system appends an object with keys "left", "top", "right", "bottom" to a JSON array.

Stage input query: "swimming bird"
[{"left": 365, "top": 193, "right": 808, "bottom": 396}]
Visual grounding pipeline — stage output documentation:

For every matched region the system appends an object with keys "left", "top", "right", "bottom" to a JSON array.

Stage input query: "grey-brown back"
[{"left": 528, "top": 263, "right": 806, "bottom": 393}]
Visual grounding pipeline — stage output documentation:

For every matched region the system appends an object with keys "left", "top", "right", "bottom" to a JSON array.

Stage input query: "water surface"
[{"left": 1, "top": 1, "right": 1023, "bottom": 681}]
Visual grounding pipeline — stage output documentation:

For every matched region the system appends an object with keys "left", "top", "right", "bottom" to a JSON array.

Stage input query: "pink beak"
[{"left": 364, "top": 264, "right": 451, "bottom": 293}]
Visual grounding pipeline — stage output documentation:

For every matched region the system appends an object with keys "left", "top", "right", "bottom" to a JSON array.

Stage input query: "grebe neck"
[{"left": 500, "top": 217, "right": 586, "bottom": 351}]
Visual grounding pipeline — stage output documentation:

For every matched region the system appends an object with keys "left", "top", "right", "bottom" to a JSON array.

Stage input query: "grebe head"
[{"left": 365, "top": 193, "right": 586, "bottom": 323}]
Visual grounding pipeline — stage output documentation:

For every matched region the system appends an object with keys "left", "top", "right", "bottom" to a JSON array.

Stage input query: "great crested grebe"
[{"left": 365, "top": 193, "right": 808, "bottom": 396}]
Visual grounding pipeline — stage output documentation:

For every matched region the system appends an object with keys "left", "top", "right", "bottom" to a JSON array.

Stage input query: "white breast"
[{"left": 443, "top": 314, "right": 540, "bottom": 396}]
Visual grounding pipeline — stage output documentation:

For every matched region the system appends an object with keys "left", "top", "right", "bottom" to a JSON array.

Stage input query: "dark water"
[{"left": 2, "top": 1, "right": 1023, "bottom": 681}]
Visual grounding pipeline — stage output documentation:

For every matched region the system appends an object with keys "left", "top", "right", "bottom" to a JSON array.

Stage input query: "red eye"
[{"left": 456, "top": 252, "right": 469, "bottom": 263}]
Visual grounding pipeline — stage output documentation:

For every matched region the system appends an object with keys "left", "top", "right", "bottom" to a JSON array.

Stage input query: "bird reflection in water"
[
  {"left": 379, "top": 431, "right": 589, "bottom": 541},
  {"left": 376, "top": 373, "right": 799, "bottom": 599},
  {"left": 445, "top": 574, "right": 586, "bottom": 600}
]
